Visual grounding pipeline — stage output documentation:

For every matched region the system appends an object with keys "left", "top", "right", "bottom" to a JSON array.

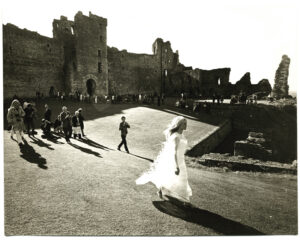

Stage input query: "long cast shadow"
[
  {"left": 129, "top": 153, "right": 153, "bottom": 162},
  {"left": 152, "top": 198, "right": 264, "bottom": 236},
  {"left": 19, "top": 140, "right": 48, "bottom": 169},
  {"left": 29, "top": 135, "right": 54, "bottom": 150},
  {"left": 68, "top": 142, "right": 102, "bottom": 158},
  {"left": 79, "top": 137, "right": 112, "bottom": 151},
  {"left": 41, "top": 133, "right": 65, "bottom": 145}
]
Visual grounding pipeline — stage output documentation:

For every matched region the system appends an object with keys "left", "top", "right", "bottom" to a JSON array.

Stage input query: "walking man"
[{"left": 118, "top": 116, "right": 130, "bottom": 153}]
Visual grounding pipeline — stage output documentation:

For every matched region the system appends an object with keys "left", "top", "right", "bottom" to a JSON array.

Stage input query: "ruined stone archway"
[{"left": 86, "top": 79, "right": 96, "bottom": 96}]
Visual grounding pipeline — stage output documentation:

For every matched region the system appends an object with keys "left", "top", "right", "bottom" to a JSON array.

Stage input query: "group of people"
[
  {"left": 56, "top": 106, "right": 85, "bottom": 142},
  {"left": 6, "top": 99, "right": 86, "bottom": 145}
]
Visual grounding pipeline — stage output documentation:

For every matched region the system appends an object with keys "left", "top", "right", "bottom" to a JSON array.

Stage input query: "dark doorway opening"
[{"left": 86, "top": 79, "right": 96, "bottom": 96}]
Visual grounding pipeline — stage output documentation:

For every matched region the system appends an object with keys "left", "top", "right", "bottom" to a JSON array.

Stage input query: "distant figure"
[
  {"left": 80, "top": 94, "right": 83, "bottom": 101},
  {"left": 7, "top": 99, "right": 25, "bottom": 146},
  {"left": 72, "top": 111, "right": 82, "bottom": 139},
  {"left": 24, "top": 103, "right": 36, "bottom": 136},
  {"left": 136, "top": 116, "right": 192, "bottom": 205},
  {"left": 60, "top": 106, "right": 72, "bottom": 143},
  {"left": 157, "top": 95, "right": 161, "bottom": 106},
  {"left": 95, "top": 96, "right": 98, "bottom": 104},
  {"left": 118, "top": 116, "right": 130, "bottom": 153},
  {"left": 77, "top": 108, "right": 85, "bottom": 137},
  {"left": 212, "top": 94, "right": 216, "bottom": 104},
  {"left": 253, "top": 94, "right": 257, "bottom": 104},
  {"left": 139, "top": 94, "right": 142, "bottom": 103},
  {"left": 112, "top": 95, "right": 115, "bottom": 104}
]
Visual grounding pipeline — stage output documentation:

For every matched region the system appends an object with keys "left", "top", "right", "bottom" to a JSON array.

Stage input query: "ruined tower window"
[
  {"left": 71, "top": 27, "right": 74, "bottom": 35},
  {"left": 47, "top": 43, "right": 50, "bottom": 48},
  {"left": 98, "top": 62, "right": 102, "bottom": 73},
  {"left": 98, "top": 50, "right": 102, "bottom": 58}
]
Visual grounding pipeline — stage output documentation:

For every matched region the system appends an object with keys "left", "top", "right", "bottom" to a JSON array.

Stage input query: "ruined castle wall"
[
  {"left": 3, "top": 24, "right": 64, "bottom": 99},
  {"left": 107, "top": 47, "right": 161, "bottom": 95}
]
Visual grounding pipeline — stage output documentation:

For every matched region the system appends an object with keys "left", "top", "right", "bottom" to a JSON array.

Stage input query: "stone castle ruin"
[
  {"left": 272, "top": 55, "right": 290, "bottom": 98},
  {"left": 3, "top": 11, "right": 272, "bottom": 99}
]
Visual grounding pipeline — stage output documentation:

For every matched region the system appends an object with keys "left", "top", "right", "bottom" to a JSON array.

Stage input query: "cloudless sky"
[{"left": 1, "top": 0, "right": 299, "bottom": 91}]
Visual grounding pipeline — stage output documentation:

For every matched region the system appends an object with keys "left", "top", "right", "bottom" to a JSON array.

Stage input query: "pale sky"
[{"left": 1, "top": 0, "right": 299, "bottom": 91}]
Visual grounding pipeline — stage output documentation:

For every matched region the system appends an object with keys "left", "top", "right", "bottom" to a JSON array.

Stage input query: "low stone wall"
[{"left": 186, "top": 119, "right": 232, "bottom": 157}]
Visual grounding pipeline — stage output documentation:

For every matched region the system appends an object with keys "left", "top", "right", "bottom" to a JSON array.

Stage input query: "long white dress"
[{"left": 136, "top": 132, "right": 192, "bottom": 202}]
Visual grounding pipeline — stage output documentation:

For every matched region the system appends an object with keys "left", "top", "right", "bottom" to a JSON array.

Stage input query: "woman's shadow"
[
  {"left": 152, "top": 196, "right": 264, "bottom": 236},
  {"left": 19, "top": 140, "right": 48, "bottom": 169}
]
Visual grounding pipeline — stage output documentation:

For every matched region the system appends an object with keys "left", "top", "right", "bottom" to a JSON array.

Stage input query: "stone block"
[{"left": 234, "top": 140, "right": 272, "bottom": 161}]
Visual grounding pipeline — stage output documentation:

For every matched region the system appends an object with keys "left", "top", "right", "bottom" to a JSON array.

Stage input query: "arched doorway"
[{"left": 86, "top": 79, "right": 96, "bottom": 96}]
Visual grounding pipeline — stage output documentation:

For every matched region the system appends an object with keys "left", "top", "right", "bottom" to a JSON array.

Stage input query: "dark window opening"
[
  {"left": 9, "top": 46, "right": 12, "bottom": 54},
  {"left": 65, "top": 28, "right": 68, "bottom": 32},
  {"left": 98, "top": 49, "right": 101, "bottom": 58},
  {"left": 98, "top": 62, "right": 102, "bottom": 73}
]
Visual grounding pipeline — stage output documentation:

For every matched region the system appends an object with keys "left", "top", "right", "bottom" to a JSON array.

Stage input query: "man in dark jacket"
[
  {"left": 118, "top": 116, "right": 130, "bottom": 153},
  {"left": 24, "top": 103, "right": 36, "bottom": 136},
  {"left": 59, "top": 106, "right": 72, "bottom": 142},
  {"left": 78, "top": 108, "right": 85, "bottom": 136},
  {"left": 42, "top": 104, "right": 52, "bottom": 135}
]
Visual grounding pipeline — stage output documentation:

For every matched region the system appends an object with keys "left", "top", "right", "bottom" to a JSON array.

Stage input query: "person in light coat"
[{"left": 7, "top": 99, "right": 25, "bottom": 146}]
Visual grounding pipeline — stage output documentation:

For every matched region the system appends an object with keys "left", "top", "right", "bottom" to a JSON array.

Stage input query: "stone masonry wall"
[{"left": 3, "top": 24, "right": 64, "bottom": 99}]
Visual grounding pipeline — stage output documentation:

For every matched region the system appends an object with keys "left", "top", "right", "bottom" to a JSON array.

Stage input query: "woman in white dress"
[{"left": 136, "top": 116, "right": 192, "bottom": 203}]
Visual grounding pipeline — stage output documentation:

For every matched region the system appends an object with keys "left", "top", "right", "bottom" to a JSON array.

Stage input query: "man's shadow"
[
  {"left": 79, "top": 137, "right": 112, "bottom": 151},
  {"left": 153, "top": 197, "right": 264, "bottom": 235},
  {"left": 19, "top": 140, "right": 48, "bottom": 169},
  {"left": 29, "top": 135, "right": 55, "bottom": 150},
  {"left": 68, "top": 142, "right": 102, "bottom": 158}
]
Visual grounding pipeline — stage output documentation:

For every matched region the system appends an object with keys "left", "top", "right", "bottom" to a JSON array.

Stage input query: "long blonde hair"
[{"left": 163, "top": 116, "right": 186, "bottom": 139}]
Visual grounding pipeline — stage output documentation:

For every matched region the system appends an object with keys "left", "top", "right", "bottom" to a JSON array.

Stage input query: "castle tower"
[
  {"left": 52, "top": 16, "right": 75, "bottom": 94},
  {"left": 73, "top": 11, "right": 108, "bottom": 96}
]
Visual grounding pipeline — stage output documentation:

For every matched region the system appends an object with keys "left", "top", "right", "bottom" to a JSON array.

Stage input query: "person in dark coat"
[
  {"left": 24, "top": 103, "right": 36, "bottom": 136},
  {"left": 44, "top": 104, "right": 51, "bottom": 122},
  {"left": 78, "top": 108, "right": 85, "bottom": 136},
  {"left": 118, "top": 116, "right": 130, "bottom": 153},
  {"left": 59, "top": 106, "right": 72, "bottom": 142},
  {"left": 72, "top": 111, "right": 82, "bottom": 139},
  {"left": 53, "top": 115, "right": 62, "bottom": 133},
  {"left": 41, "top": 104, "right": 52, "bottom": 136}
]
